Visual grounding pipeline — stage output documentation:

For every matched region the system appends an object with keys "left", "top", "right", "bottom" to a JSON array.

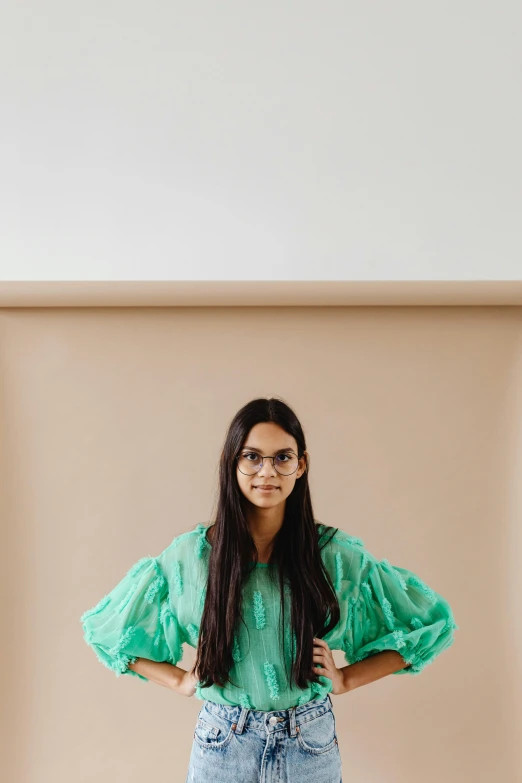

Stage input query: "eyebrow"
[{"left": 242, "top": 446, "right": 295, "bottom": 454}]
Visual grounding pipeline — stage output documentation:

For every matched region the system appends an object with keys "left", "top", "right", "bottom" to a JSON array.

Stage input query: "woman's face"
[{"left": 236, "top": 421, "right": 307, "bottom": 509}]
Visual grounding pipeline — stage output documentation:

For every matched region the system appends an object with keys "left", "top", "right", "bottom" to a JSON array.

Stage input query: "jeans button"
[{"left": 269, "top": 716, "right": 278, "bottom": 725}]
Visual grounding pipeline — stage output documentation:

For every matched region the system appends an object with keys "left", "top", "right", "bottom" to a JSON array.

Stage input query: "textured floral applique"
[
  {"left": 80, "top": 594, "right": 110, "bottom": 623},
  {"left": 360, "top": 580, "right": 373, "bottom": 600},
  {"left": 232, "top": 635, "right": 242, "bottom": 662},
  {"left": 187, "top": 623, "right": 199, "bottom": 645},
  {"left": 160, "top": 600, "right": 184, "bottom": 663},
  {"left": 116, "top": 583, "right": 138, "bottom": 613},
  {"left": 238, "top": 690, "right": 253, "bottom": 709},
  {"left": 160, "top": 599, "right": 173, "bottom": 625},
  {"left": 334, "top": 551, "right": 343, "bottom": 592},
  {"left": 106, "top": 625, "right": 140, "bottom": 673},
  {"left": 109, "top": 625, "right": 136, "bottom": 655},
  {"left": 172, "top": 560, "right": 183, "bottom": 596},
  {"left": 195, "top": 523, "right": 210, "bottom": 560},
  {"left": 253, "top": 590, "right": 266, "bottom": 629},
  {"left": 127, "top": 556, "right": 151, "bottom": 578},
  {"left": 145, "top": 569, "right": 166, "bottom": 603},
  {"left": 380, "top": 595, "right": 396, "bottom": 629},
  {"left": 291, "top": 631, "right": 297, "bottom": 662},
  {"left": 347, "top": 595, "right": 358, "bottom": 629},
  {"left": 391, "top": 629, "right": 406, "bottom": 649},
  {"left": 199, "top": 584, "right": 207, "bottom": 610},
  {"left": 263, "top": 661, "right": 280, "bottom": 700},
  {"left": 153, "top": 617, "right": 165, "bottom": 648}
]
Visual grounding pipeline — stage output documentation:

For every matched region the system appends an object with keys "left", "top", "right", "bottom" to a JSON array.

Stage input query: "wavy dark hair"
[{"left": 192, "top": 396, "right": 341, "bottom": 692}]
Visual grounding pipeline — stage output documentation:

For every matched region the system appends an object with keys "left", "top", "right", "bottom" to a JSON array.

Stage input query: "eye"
[
  {"left": 243, "top": 452, "right": 258, "bottom": 461},
  {"left": 276, "top": 454, "right": 290, "bottom": 462}
]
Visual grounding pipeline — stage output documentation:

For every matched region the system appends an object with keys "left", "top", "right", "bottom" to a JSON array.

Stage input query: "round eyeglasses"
[{"left": 236, "top": 450, "right": 300, "bottom": 476}]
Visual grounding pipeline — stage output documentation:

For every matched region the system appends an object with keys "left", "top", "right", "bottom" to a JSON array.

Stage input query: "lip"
[{"left": 254, "top": 486, "right": 279, "bottom": 491}]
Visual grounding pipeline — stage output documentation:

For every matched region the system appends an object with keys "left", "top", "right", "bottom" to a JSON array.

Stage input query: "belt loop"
[
  {"left": 233, "top": 706, "right": 249, "bottom": 734},
  {"left": 289, "top": 704, "right": 297, "bottom": 738}
]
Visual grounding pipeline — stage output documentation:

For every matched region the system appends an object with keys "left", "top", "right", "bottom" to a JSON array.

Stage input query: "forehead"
[{"left": 242, "top": 422, "right": 297, "bottom": 452}]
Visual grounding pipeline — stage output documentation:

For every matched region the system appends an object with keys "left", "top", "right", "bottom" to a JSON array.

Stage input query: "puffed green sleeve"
[
  {"left": 342, "top": 549, "right": 459, "bottom": 675},
  {"left": 80, "top": 551, "right": 184, "bottom": 682}
]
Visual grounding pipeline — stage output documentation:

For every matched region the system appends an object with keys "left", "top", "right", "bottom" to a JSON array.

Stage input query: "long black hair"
[{"left": 192, "top": 396, "right": 340, "bottom": 692}]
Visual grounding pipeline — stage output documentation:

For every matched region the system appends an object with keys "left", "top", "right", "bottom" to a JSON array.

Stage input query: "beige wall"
[{"left": 1, "top": 304, "right": 520, "bottom": 782}]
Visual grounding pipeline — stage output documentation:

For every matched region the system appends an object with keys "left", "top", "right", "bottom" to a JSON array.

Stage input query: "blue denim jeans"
[{"left": 185, "top": 693, "right": 343, "bottom": 783}]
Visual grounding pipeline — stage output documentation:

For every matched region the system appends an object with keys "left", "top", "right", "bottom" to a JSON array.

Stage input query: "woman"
[{"left": 80, "top": 397, "right": 458, "bottom": 782}]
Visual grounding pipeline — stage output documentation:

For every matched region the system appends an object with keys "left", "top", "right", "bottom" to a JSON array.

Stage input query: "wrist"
[{"left": 340, "top": 664, "right": 356, "bottom": 693}]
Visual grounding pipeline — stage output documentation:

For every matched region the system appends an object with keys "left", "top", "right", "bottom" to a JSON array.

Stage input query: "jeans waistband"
[{"left": 201, "top": 693, "right": 332, "bottom": 737}]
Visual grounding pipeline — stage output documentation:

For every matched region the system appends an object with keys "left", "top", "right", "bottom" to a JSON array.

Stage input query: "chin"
[{"left": 252, "top": 493, "right": 281, "bottom": 503}]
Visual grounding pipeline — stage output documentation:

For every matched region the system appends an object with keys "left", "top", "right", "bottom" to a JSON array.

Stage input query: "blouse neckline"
[{"left": 200, "top": 523, "right": 275, "bottom": 566}]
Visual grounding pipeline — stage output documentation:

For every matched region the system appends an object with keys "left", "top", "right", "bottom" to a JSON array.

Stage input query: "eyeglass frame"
[{"left": 235, "top": 449, "right": 304, "bottom": 476}]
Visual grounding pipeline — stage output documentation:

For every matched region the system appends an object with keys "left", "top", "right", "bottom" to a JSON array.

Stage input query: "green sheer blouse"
[{"left": 80, "top": 522, "right": 458, "bottom": 710}]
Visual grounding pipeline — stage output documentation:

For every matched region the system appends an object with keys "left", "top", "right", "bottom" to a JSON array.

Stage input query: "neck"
[
  {"left": 245, "top": 506, "right": 284, "bottom": 562},
  {"left": 206, "top": 510, "right": 284, "bottom": 563}
]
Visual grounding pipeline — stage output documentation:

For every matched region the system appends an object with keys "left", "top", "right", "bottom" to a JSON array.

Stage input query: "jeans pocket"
[
  {"left": 193, "top": 710, "right": 235, "bottom": 750},
  {"left": 296, "top": 708, "right": 338, "bottom": 755}
]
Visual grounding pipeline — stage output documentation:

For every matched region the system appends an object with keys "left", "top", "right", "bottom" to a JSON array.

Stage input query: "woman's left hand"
[{"left": 312, "top": 637, "right": 346, "bottom": 696}]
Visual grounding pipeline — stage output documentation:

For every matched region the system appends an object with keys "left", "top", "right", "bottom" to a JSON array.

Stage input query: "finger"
[
  {"left": 314, "top": 648, "right": 331, "bottom": 660},
  {"left": 313, "top": 637, "right": 329, "bottom": 650},
  {"left": 313, "top": 665, "right": 330, "bottom": 675}
]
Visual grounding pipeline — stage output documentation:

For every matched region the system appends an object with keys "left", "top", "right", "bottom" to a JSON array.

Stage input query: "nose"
[{"left": 257, "top": 458, "right": 278, "bottom": 477}]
